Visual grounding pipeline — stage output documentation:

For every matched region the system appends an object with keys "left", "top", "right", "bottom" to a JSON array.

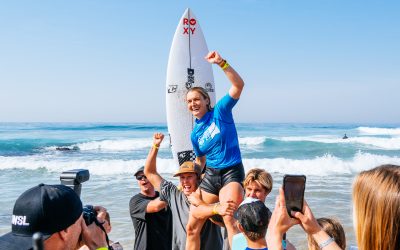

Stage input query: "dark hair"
[
  {"left": 243, "top": 229, "right": 267, "bottom": 241},
  {"left": 187, "top": 87, "right": 212, "bottom": 111}
]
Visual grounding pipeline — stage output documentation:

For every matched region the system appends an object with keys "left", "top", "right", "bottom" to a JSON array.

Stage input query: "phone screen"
[{"left": 283, "top": 175, "right": 306, "bottom": 217}]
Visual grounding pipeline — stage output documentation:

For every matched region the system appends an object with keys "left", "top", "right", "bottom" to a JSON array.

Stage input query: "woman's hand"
[
  {"left": 216, "top": 200, "right": 237, "bottom": 217},
  {"left": 205, "top": 51, "right": 223, "bottom": 65},
  {"left": 266, "top": 188, "right": 299, "bottom": 250},
  {"left": 292, "top": 200, "right": 321, "bottom": 235}
]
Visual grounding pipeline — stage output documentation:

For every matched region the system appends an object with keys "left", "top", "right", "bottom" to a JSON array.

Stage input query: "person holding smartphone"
[
  {"left": 185, "top": 51, "right": 245, "bottom": 250},
  {"left": 266, "top": 187, "right": 342, "bottom": 250}
]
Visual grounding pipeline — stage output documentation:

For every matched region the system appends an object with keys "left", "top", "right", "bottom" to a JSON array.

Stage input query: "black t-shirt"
[{"left": 129, "top": 191, "right": 172, "bottom": 250}]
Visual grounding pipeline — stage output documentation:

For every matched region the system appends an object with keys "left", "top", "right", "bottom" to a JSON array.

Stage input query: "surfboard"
[{"left": 166, "top": 8, "right": 216, "bottom": 166}]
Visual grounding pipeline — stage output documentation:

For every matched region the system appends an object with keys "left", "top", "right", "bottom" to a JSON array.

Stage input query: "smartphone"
[{"left": 283, "top": 174, "right": 306, "bottom": 217}]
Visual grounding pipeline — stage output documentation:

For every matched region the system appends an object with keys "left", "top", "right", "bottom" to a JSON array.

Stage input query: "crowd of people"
[{"left": 0, "top": 51, "right": 399, "bottom": 250}]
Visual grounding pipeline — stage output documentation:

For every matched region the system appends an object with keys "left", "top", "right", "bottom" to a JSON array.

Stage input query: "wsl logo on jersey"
[{"left": 198, "top": 122, "right": 220, "bottom": 147}]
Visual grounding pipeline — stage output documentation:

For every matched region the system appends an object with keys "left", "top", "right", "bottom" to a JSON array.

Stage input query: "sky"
[{"left": 0, "top": 0, "right": 399, "bottom": 123}]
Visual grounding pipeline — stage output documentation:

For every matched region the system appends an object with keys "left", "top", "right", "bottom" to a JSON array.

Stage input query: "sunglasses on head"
[{"left": 136, "top": 175, "right": 147, "bottom": 181}]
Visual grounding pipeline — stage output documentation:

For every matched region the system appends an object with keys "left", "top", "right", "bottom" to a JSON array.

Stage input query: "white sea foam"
[
  {"left": 357, "top": 126, "right": 400, "bottom": 136},
  {"left": 45, "top": 138, "right": 169, "bottom": 152},
  {"left": 43, "top": 137, "right": 269, "bottom": 152},
  {"left": 2, "top": 152, "right": 400, "bottom": 176},
  {"left": 243, "top": 152, "right": 400, "bottom": 176},
  {"left": 279, "top": 135, "right": 400, "bottom": 150},
  {"left": 239, "top": 136, "right": 267, "bottom": 146},
  {"left": 0, "top": 155, "right": 177, "bottom": 175}
]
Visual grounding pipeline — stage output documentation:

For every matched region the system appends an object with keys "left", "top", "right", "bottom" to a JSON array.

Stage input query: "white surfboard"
[{"left": 166, "top": 8, "right": 216, "bottom": 166}]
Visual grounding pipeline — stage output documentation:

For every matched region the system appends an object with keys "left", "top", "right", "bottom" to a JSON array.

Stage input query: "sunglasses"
[{"left": 136, "top": 175, "right": 147, "bottom": 181}]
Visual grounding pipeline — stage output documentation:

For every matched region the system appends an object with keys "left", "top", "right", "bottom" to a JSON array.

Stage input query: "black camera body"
[{"left": 82, "top": 205, "right": 98, "bottom": 226}]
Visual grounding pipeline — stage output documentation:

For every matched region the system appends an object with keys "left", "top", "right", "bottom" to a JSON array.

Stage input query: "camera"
[
  {"left": 82, "top": 205, "right": 98, "bottom": 226},
  {"left": 60, "top": 169, "right": 90, "bottom": 197}
]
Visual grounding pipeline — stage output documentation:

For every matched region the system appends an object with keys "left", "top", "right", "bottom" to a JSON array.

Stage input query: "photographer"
[{"left": 0, "top": 183, "right": 108, "bottom": 250}]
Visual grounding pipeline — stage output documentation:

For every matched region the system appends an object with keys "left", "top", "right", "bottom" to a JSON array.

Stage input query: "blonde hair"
[
  {"left": 353, "top": 164, "right": 400, "bottom": 250},
  {"left": 307, "top": 217, "right": 346, "bottom": 250},
  {"left": 187, "top": 87, "right": 212, "bottom": 111},
  {"left": 243, "top": 168, "right": 273, "bottom": 194}
]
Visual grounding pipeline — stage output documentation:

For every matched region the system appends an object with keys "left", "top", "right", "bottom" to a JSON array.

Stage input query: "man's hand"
[
  {"left": 80, "top": 206, "right": 108, "bottom": 249},
  {"left": 188, "top": 192, "right": 203, "bottom": 207},
  {"left": 153, "top": 133, "right": 164, "bottom": 147}
]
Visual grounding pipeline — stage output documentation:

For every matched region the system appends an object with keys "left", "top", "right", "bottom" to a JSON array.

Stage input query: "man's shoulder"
[{"left": 130, "top": 193, "right": 144, "bottom": 201}]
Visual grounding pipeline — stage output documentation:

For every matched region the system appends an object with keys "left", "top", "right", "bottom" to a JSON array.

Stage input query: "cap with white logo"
[{"left": 0, "top": 183, "right": 83, "bottom": 250}]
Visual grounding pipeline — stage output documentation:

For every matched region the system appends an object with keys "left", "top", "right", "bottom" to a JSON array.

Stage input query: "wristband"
[
  {"left": 219, "top": 60, "right": 230, "bottom": 70},
  {"left": 318, "top": 237, "right": 335, "bottom": 249},
  {"left": 212, "top": 203, "right": 219, "bottom": 215},
  {"left": 96, "top": 248, "right": 108, "bottom": 250},
  {"left": 222, "top": 61, "right": 230, "bottom": 70},
  {"left": 153, "top": 144, "right": 159, "bottom": 149}
]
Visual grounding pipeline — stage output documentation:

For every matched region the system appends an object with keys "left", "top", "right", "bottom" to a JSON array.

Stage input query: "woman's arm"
[{"left": 205, "top": 51, "right": 244, "bottom": 99}]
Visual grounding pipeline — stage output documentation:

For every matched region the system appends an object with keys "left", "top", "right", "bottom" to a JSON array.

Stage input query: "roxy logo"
[
  {"left": 183, "top": 18, "right": 196, "bottom": 35},
  {"left": 12, "top": 215, "right": 30, "bottom": 226}
]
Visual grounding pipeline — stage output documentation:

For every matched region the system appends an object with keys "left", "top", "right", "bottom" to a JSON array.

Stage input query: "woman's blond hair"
[
  {"left": 307, "top": 217, "right": 346, "bottom": 250},
  {"left": 243, "top": 168, "right": 273, "bottom": 194},
  {"left": 352, "top": 164, "right": 400, "bottom": 250}
]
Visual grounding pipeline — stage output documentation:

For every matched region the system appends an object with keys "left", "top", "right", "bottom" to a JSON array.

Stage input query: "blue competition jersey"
[{"left": 191, "top": 94, "right": 242, "bottom": 169}]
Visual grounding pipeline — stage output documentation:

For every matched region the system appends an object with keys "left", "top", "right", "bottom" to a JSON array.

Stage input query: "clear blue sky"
[{"left": 1, "top": 0, "right": 399, "bottom": 123}]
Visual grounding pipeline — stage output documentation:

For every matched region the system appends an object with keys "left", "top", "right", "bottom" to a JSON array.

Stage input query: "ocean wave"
[
  {"left": 0, "top": 155, "right": 178, "bottom": 175},
  {"left": 46, "top": 136, "right": 270, "bottom": 152},
  {"left": 239, "top": 136, "right": 267, "bottom": 146},
  {"left": 24, "top": 124, "right": 167, "bottom": 131},
  {"left": 1, "top": 152, "right": 399, "bottom": 176},
  {"left": 44, "top": 138, "right": 169, "bottom": 152},
  {"left": 357, "top": 126, "right": 400, "bottom": 136},
  {"left": 243, "top": 152, "right": 400, "bottom": 176},
  {"left": 279, "top": 135, "right": 400, "bottom": 150}
]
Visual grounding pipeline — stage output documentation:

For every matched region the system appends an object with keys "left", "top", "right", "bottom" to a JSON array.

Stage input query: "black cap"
[
  {"left": 234, "top": 197, "right": 270, "bottom": 233},
  {"left": 134, "top": 166, "right": 145, "bottom": 177},
  {"left": 0, "top": 184, "right": 83, "bottom": 250}
]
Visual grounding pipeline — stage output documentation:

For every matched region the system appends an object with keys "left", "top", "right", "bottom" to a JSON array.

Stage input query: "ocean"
[{"left": 1, "top": 122, "right": 400, "bottom": 249}]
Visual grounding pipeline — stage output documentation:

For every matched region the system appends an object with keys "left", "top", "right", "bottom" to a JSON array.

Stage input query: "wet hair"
[
  {"left": 307, "top": 217, "right": 346, "bottom": 250},
  {"left": 352, "top": 164, "right": 400, "bottom": 250},
  {"left": 243, "top": 168, "right": 273, "bottom": 195},
  {"left": 187, "top": 87, "right": 212, "bottom": 111}
]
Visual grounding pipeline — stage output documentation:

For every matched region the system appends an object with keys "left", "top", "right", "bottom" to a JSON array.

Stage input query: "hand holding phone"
[{"left": 283, "top": 175, "right": 306, "bottom": 217}]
